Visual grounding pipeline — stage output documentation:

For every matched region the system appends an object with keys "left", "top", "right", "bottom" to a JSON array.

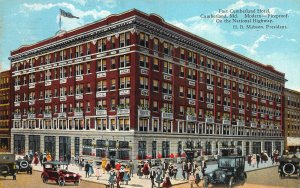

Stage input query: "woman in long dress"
[{"left": 251, "top": 154, "right": 257, "bottom": 167}]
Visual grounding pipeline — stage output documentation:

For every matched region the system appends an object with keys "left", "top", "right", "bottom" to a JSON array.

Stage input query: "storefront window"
[
  {"left": 162, "top": 141, "right": 170, "bottom": 158},
  {"left": 138, "top": 141, "right": 147, "bottom": 159}
]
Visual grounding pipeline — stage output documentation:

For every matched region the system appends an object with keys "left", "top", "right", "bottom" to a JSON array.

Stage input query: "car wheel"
[
  {"left": 58, "top": 177, "right": 65, "bottom": 186},
  {"left": 74, "top": 180, "right": 80, "bottom": 186},
  {"left": 203, "top": 176, "right": 209, "bottom": 188},
  {"left": 42, "top": 175, "right": 48, "bottom": 184},
  {"left": 228, "top": 176, "right": 234, "bottom": 188},
  {"left": 241, "top": 172, "right": 247, "bottom": 185}
]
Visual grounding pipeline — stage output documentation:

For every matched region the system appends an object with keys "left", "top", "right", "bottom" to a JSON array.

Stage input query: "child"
[
  {"left": 95, "top": 166, "right": 101, "bottom": 180},
  {"left": 108, "top": 169, "right": 116, "bottom": 188},
  {"left": 123, "top": 166, "right": 131, "bottom": 185}
]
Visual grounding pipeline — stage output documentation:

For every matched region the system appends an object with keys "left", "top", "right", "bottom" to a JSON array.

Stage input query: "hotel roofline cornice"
[{"left": 9, "top": 10, "right": 284, "bottom": 82}]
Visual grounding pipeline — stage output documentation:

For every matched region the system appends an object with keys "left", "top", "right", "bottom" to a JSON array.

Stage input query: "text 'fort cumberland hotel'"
[{"left": 9, "top": 9, "right": 285, "bottom": 161}]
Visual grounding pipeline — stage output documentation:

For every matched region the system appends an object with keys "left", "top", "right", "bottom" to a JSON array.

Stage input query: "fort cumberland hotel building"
[{"left": 10, "top": 9, "right": 285, "bottom": 161}]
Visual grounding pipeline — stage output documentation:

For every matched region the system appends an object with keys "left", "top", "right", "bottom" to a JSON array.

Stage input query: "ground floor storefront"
[
  {"left": 10, "top": 130, "right": 284, "bottom": 161},
  {"left": 0, "top": 136, "right": 10, "bottom": 152},
  {"left": 286, "top": 137, "right": 300, "bottom": 152}
]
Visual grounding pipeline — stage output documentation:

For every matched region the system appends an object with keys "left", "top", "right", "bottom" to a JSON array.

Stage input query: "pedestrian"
[
  {"left": 251, "top": 154, "right": 256, "bottom": 168},
  {"left": 110, "top": 158, "right": 116, "bottom": 169},
  {"left": 85, "top": 161, "right": 90, "bottom": 178},
  {"left": 33, "top": 152, "right": 39, "bottom": 166},
  {"left": 150, "top": 167, "right": 156, "bottom": 188},
  {"left": 143, "top": 161, "right": 150, "bottom": 179},
  {"left": 172, "top": 164, "right": 178, "bottom": 179},
  {"left": 192, "top": 161, "right": 198, "bottom": 175},
  {"left": 129, "top": 160, "right": 134, "bottom": 177},
  {"left": 189, "top": 172, "right": 195, "bottom": 188},
  {"left": 123, "top": 166, "right": 131, "bottom": 185},
  {"left": 155, "top": 168, "right": 163, "bottom": 188},
  {"left": 182, "top": 160, "right": 187, "bottom": 180},
  {"left": 79, "top": 159, "right": 84, "bottom": 171},
  {"left": 67, "top": 153, "right": 71, "bottom": 165},
  {"left": 137, "top": 162, "right": 143, "bottom": 179},
  {"left": 162, "top": 173, "right": 172, "bottom": 188},
  {"left": 168, "top": 163, "right": 174, "bottom": 179},
  {"left": 115, "top": 162, "right": 121, "bottom": 171},
  {"left": 89, "top": 161, "right": 94, "bottom": 177},
  {"left": 247, "top": 154, "right": 252, "bottom": 166},
  {"left": 162, "top": 160, "right": 168, "bottom": 178},
  {"left": 105, "top": 160, "right": 112, "bottom": 174},
  {"left": 187, "top": 161, "right": 192, "bottom": 180},
  {"left": 108, "top": 169, "right": 116, "bottom": 188},
  {"left": 102, "top": 157, "right": 107, "bottom": 174},
  {"left": 95, "top": 166, "right": 101, "bottom": 180},
  {"left": 256, "top": 154, "right": 261, "bottom": 168},
  {"left": 39, "top": 152, "right": 43, "bottom": 166},
  {"left": 201, "top": 159, "right": 207, "bottom": 175}
]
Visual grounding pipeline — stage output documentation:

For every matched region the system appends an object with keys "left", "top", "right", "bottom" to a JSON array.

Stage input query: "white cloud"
[
  {"left": 23, "top": 3, "right": 111, "bottom": 20},
  {"left": 97, "top": 0, "right": 117, "bottom": 8},
  {"left": 72, "top": 0, "right": 87, "bottom": 6},
  {"left": 230, "top": 31, "right": 245, "bottom": 37},
  {"left": 23, "top": 2, "right": 111, "bottom": 30},
  {"left": 229, "top": 34, "right": 283, "bottom": 55}
]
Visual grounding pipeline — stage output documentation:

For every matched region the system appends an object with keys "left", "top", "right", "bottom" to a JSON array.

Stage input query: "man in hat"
[
  {"left": 162, "top": 160, "right": 168, "bottom": 178},
  {"left": 182, "top": 160, "right": 187, "bottom": 180},
  {"left": 129, "top": 160, "right": 134, "bottom": 177},
  {"left": 150, "top": 167, "right": 156, "bottom": 188}
]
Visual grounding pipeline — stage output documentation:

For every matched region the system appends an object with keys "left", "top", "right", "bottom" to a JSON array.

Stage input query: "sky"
[{"left": 0, "top": 0, "right": 299, "bottom": 91}]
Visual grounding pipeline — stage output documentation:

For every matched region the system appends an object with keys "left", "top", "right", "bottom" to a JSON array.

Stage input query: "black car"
[
  {"left": 278, "top": 154, "right": 300, "bottom": 179},
  {"left": 0, "top": 154, "right": 17, "bottom": 180},
  {"left": 203, "top": 156, "right": 247, "bottom": 188},
  {"left": 16, "top": 158, "right": 32, "bottom": 174}
]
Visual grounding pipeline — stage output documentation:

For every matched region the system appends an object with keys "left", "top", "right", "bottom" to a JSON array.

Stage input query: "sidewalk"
[{"left": 31, "top": 162, "right": 188, "bottom": 188}]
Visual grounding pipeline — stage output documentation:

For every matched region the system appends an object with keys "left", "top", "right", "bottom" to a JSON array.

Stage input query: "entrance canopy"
[{"left": 287, "top": 137, "right": 300, "bottom": 146}]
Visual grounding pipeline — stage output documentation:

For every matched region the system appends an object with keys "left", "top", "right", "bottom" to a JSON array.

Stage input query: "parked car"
[
  {"left": 15, "top": 158, "right": 32, "bottom": 174},
  {"left": 278, "top": 154, "right": 300, "bottom": 179},
  {"left": 0, "top": 153, "right": 17, "bottom": 180},
  {"left": 41, "top": 161, "right": 81, "bottom": 186},
  {"left": 203, "top": 156, "right": 247, "bottom": 188}
]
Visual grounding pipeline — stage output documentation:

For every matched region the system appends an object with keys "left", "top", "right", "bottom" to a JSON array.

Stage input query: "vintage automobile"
[
  {"left": 203, "top": 156, "right": 247, "bottom": 188},
  {"left": 41, "top": 161, "right": 81, "bottom": 186},
  {"left": 0, "top": 153, "right": 17, "bottom": 180},
  {"left": 278, "top": 154, "right": 300, "bottom": 179},
  {"left": 15, "top": 158, "right": 32, "bottom": 174}
]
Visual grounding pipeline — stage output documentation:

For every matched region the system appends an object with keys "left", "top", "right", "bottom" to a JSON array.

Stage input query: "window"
[
  {"left": 110, "top": 79, "right": 116, "bottom": 90},
  {"left": 163, "top": 61, "right": 172, "bottom": 74},
  {"left": 97, "top": 99, "right": 107, "bottom": 108},
  {"left": 207, "top": 93, "right": 214, "bottom": 103},
  {"left": 180, "top": 66, "right": 185, "bottom": 78},
  {"left": 97, "top": 80, "right": 107, "bottom": 91},
  {"left": 60, "top": 87, "right": 67, "bottom": 96},
  {"left": 86, "top": 83, "right": 91, "bottom": 93},
  {"left": 206, "top": 74, "right": 214, "bottom": 85},
  {"left": 153, "top": 58, "right": 159, "bottom": 71},
  {"left": 86, "top": 43, "right": 91, "bottom": 55},
  {"left": 111, "top": 36, "right": 116, "bottom": 49},
  {"left": 75, "top": 64, "right": 83, "bottom": 76},
  {"left": 187, "top": 68, "right": 196, "bottom": 80},
  {"left": 162, "top": 82, "right": 172, "bottom": 94},
  {"left": 110, "top": 58, "right": 116, "bottom": 69},
  {"left": 139, "top": 76, "right": 148, "bottom": 89},
  {"left": 139, "top": 33, "right": 149, "bottom": 47},
  {"left": 139, "top": 55, "right": 149, "bottom": 68},
  {"left": 86, "top": 63, "right": 91, "bottom": 74},
  {"left": 153, "top": 101, "right": 158, "bottom": 112},
  {"left": 110, "top": 99, "right": 116, "bottom": 110},
  {"left": 153, "top": 38, "right": 159, "bottom": 51},
  {"left": 75, "top": 84, "right": 83, "bottom": 94},
  {"left": 119, "top": 32, "right": 130, "bottom": 47},
  {"left": 120, "top": 77, "right": 131, "bottom": 89},
  {"left": 86, "top": 102, "right": 91, "bottom": 112},
  {"left": 199, "top": 91, "right": 204, "bottom": 101},
  {"left": 180, "top": 48, "right": 185, "bottom": 59},
  {"left": 75, "top": 45, "right": 82, "bottom": 57},
  {"left": 163, "top": 42, "right": 173, "bottom": 55},
  {"left": 97, "top": 38, "right": 107, "bottom": 52},
  {"left": 97, "top": 59, "right": 107, "bottom": 72},
  {"left": 138, "top": 141, "right": 147, "bottom": 159},
  {"left": 153, "top": 119, "right": 159, "bottom": 132},
  {"left": 69, "top": 86, "right": 73, "bottom": 95},
  {"left": 179, "top": 106, "right": 184, "bottom": 115},
  {"left": 187, "top": 88, "right": 196, "bottom": 99},
  {"left": 179, "top": 86, "right": 184, "bottom": 97},
  {"left": 153, "top": 80, "right": 159, "bottom": 92},
  {"left": 119, "top": 55, "right": 130, "bottom": 68}
]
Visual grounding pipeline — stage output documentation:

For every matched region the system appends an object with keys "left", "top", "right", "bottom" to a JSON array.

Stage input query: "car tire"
[
  {"left": 74, "top": 180, "right": 80, "bottom": 186},
  {"left": 228, "top": 176, "right": 234, "bottom": 188},
  {"left": 203, "top": 176, "right": 209, "bottom": 188},
  {"left": 241, "top": 172, "right": 247, "bottom": 185},
  {"left": 58, "top": 177, "right": 65, "bottom": 186},
  {"left": 42, "top": 175, "right": 48, "bottom": 184}
]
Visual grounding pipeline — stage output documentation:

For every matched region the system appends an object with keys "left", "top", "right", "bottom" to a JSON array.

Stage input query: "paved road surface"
[
  {"left": 174, "top": 166, "right": 300, "bottom": 188},
  {"left": 0, "top": 171, "right": 106, "bottom": 188}
]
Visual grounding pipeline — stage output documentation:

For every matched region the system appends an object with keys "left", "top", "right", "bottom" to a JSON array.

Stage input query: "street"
[
  {"left": 0, "top": 171, "right": 106, "bottom": 188},
  {"left": 174, "top": 166, "right": 300, "bottom": 188}
]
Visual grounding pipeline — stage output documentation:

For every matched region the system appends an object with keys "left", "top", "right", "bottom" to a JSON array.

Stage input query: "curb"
[{"left": 246, "top": 164, "right": 278, "bottom": 172}]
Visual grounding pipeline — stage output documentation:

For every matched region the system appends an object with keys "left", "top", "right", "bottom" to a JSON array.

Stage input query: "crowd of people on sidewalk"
[{"left": 247, "top": 150, "right": 280, "bottom": 168}]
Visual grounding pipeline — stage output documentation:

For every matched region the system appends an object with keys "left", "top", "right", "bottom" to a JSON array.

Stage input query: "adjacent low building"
[
  {"left": 9, "top": 9, "right": 285, "bottom": 160},
  {"left": 284, "top": 88, "right": 300, "bottom": 152},
  {"left": 0, "top": 70, "right": 12, "bottom": 152}
]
